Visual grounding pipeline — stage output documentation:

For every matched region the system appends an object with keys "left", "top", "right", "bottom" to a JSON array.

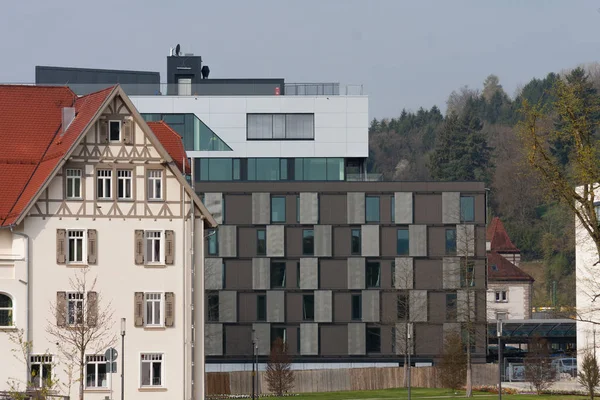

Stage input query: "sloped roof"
[
  {"left": 488, "top": 252, "right": 534, "bottom": 282},
  {"left": 487, "top": 217, "right": 520, "bottom": 253},
  {"left": 147, "top": 121, "right": 190, "bottom": 174}
]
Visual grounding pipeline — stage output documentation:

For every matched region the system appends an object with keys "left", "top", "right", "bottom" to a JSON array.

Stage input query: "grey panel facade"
[
  {"left": 457, "top": 224, "right": 476, "bottom": 257},
  {"left": 252, "top": 258, "right": 270, "bottom": 290},
  {"left": 205, "top": 324, "right": 223, "bottom": 356},
  {"left": 300, "top": 193, "right": 319, "bottom": 224},
  {"left": 409, "top": 225, "right": 427, "bottom": 257},
  {"left": 300, "top": 258, "right": 319, "bottom": 289},
  {"left": 395, "top": 323, "right": 414, "bottom": 355},
  {"left": 443, "top": 257, "right": 461, "bottom": 289},
  {"left": 394, "top": 257, "right": 413, "bottom": 289},
  {"left": 315, "top": 225, "right": 332, "bottom": 257},
  {"left": 219, "top": 291, "right": 237, "bottom": 323},
  {"left": 409, "top": 290, "right": 428, "bottom": 322},
  {"left": 347, "top": 192, "right": 365, "bottom": 224},
  {"left": 267, "top": 291, "right": 285, "bottom": 322},
  {"left": 205, "top": 193, "right": 223, "bottom": 225},
  {"left": 361, "top": 225, "right": 380, "bottom": 257},
  {"left": 205, "top": 258, "right": 223, "bottom": 290},
  {"left": 218, "top": 225, "right": 237, "bottom": 257},
  {"left": 394, "top": 192, "right": 413, "bottom": 224},
  {"left": 457, "top": 290, "right": 476, "bottom": 322},
  {"left": 252, "top": 193, "right": 270, "bottom": 224},
  {"left": 300, "top": 323, "right": 319, "bottom": 355},
  {"left": 315, "top": 290, "right": 332, "bottom": 322},
  {"left": 348, "top": 258, "right": 365, "bottom": 289},
  {"left": 252, "top": 323, "right": 271, "bottom": 355},
  {"left": 267, "top": 225, "right": 285, "bottom": 257},
  {"left": 442, "top": 192, "right": 460, "bottom": 224},
  {"left": 348, "top": 323, "right": 366, "bottom": 355},
  {"left": 362, "top": 290, "right": 380, "bottom": 322}
]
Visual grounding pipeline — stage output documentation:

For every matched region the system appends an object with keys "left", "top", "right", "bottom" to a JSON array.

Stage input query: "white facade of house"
[
  {"left": 0, "top": 92, "right": 211, "bottom": 400},
  {"left": 130, "top": 95, "right": 369, "bottom": 159},
  {"left": 487, "top": 282, "right": 532, "bottom": 321}
]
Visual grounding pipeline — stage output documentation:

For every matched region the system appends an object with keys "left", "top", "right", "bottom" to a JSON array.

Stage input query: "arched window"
[{"left": 0, "top": 293, "right": 13, "bottom": 326}]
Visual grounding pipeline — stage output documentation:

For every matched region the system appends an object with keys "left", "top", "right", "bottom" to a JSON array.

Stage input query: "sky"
[{"left": 1, "top": 0, "right": 600, "bottom": 119}]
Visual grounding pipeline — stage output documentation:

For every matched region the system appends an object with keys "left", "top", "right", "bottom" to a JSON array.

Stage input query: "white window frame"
[
  {"left": 30, "top": 355, "right": 53, "bottom": 388},
  {"left": 495, "top": 290, "right": 508, "bottom": 303},
  {"left": 85, "top": 354, "right": 108, "bottom": 388},
  {"left": 109, "top": 120, "right": 121, "bottom": 142},
  {"left": 67, "top": 292, "right": 84, "bottom": 326},
  {"left": 117, "top": 169, "right": 133, "bottom": 200},
  {"left": 147, "top": 170, "right": 163, "bottom": 201},
  {"left": 140, "top": 353, "right": 165, "bottom": 388},
  {"left": 144, "top": 292, "right": 164, "bottom": 327},
  {"left": 0, "top": 292, "right": 14, "bottom": 327},
  {"left": 66, "top": 168, "right": 82, "bottom": 199},
  {"left": 96, "top": 170, "right": 113, "bottom": 200},
  {"left": 144, "top": 231, "right": 164, "bottom": 265},
  {"left": 67, "top": 229, "right": 86, "bottom": 264}
]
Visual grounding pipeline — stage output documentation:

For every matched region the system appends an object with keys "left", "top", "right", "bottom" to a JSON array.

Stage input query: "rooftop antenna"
[{"left": 175, "top": 44, "right": 181, "bottom": 56}]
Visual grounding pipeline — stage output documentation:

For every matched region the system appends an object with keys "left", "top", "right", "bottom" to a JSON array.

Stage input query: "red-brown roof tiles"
[
  {"left": 488, "top": 251, "right": 534, "bottom": 282},
  {"left": 146, "top": 121, "right": 190, "bottom": 174},
  {"left": 486, "top": 217, "right": 520, "bottom": 253}
]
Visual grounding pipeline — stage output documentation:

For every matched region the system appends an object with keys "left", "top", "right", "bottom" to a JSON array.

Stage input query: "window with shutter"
[
  {"left": 134, "top": 230, "right": 144, "bottom": 265},
  {"left": 165, "top": 230, "right": 174, "bottom": 265},
  {"left": 99, "top": 120, "right": 108, "bottom": 143},
  {"left": 56, "top": 292, "right": 67, "bottom": 327},
  {"left": 56, "top": 229, "right": 66, "bottom": 264},
  {"left": 134, "top": 292, "right": 144, "bottom": 327},
  {"left": 87, "top": 229, "right": 97, "bottom": 265},
  {"left": 165, "top": 292, "right": 175, "bottom": 327},
  {"left": 123, "top": 119, "right": 133, "bottom": 145},
  {"left": 87, "top": 291, "right": 98, "bottom": 327}
]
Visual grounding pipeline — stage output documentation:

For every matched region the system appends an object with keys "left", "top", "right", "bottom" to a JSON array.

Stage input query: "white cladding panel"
[{"left": 130, "top": 95, "right": 369, "bottom": 159}]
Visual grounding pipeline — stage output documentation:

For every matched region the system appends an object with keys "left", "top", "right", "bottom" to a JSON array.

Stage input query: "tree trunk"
[{"left": 79, "top": 352, "right": 85, "bottom": 400}]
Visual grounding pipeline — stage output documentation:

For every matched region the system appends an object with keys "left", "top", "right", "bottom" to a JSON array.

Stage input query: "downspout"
[{"left": 10, "top": 226, "right": 30, "bottom": 384}]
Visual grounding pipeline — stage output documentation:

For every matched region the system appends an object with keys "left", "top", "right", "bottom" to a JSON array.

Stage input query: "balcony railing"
[{"left": 346, "top": 173, "right": 383, "bottom": 182}]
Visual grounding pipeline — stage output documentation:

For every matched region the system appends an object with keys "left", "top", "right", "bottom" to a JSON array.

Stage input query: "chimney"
[{"left": 62, "top": 107, "right": 76, "bottom": 135}]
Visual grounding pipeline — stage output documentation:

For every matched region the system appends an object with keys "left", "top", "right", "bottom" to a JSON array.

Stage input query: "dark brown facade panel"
[
  {"left": 286, "top": 260, "right": 299, "bottom": 289},
  {"left": 379, "top": 260, "right": 394, "bottom": 289},
  {"left": 428, "top": 292, "right": 447, "bottom": 323},
  {"left": 380, "top": 292, "right": 398, "bottom": 323},
  {"left": 224, "top": 194, "right": 252, "bottom": 225},
  {"left": 415, "top": 324, "right": 443, "bottom": 355},
  {"left": 320, "top": 325, "right": 348, "bottom": 355},
  {"left": 428, "top": 227, "right": 446, "bottom": 257},
  {"left": 474, "top": 194, "right": 486, "bottom": 224},
  {"left": 286, "top": 227, "right": 303, "bottom": 258},
  {"left": 333, "top": 226, "right": 351, "bottom": 257},
  {"left": 286, "top": 194, "right": 298, "bottom": 224},
  {"left": 380, "top": 195, "right": 392, "bottom": 224},
  {"left": 380, "top": 325, "right": 394, "bottom": 354},
  {"left": 225, "top": 260, "right": 253, "bottom": 290},
  {"left": 238, "top": 292, "right": 258, "bottom": 322},
  {"left": 380, "top": 227, "right": 398, "bottom": 257},
  {"left": 225, "top": 324, "right": 253, "bottom": 356},
  {"left": 334, "top": 292, "right": 351, "bottom": 323},
  {"left": 476, "top": 226, "right": 487, "bottom": 257},
  {"left": 414, "top": 260, "right": 443, "bottom": 289},
  {"left": 414, "top": 194, "right": 442, "bottom": 224},
  {"left": 320, "top": 194, "right": 347, "bottom": 225},
  {"left": 320, "top": 259, "right": 348, "bottom": 289},
  {"left": 286, "top": 292, "right": 304, "bottom": 323},
  {"left": 237, "top": 227, "right": 257, "bottom": 258}
]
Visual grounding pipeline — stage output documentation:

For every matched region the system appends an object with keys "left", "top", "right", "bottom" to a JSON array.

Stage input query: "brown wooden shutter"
[
  {"left": 134, "top": 292, "right": 144, "bottom": 327},
  {"left": 87, "top": 291, "right": 98, "bottom": 327},
  {"left": 56, "top": 291, "right": 67, "bottom": 327},
  {"left": 123, "top": 119, "right": 133, "bottom": 145},
  {"left": 87, "top": 229, "right": 97, "bottom": 265},
  {"left": 56, "top": 229, "right": 66, "bottom": 264},
  {"left": 134, "top": 230, "right": 144, "bottom": 265},
  {"left": 165, "top": 292, "right": 175, "bottom": 327},
  {"left": 165, "top": 230, "right": 174, "bottom": 265},
  {"left": 100, "top": 120, "right": 108, "bottom": 143}
]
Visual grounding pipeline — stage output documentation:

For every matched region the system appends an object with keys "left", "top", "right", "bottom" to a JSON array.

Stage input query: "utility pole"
[
  {"left": 497, "top": 318, "right": 503, "bottom": 400},
  {"left": 407, "top": 323, "right": 412, "bottom": 400},
  {"left": 251, "top": 329, "right": 256, "bottom": 400}
]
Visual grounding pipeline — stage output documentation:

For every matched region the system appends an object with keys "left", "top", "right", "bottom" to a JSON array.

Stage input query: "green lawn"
[{"left": 267, "top": 387, "right": 586, "bottom": 400}]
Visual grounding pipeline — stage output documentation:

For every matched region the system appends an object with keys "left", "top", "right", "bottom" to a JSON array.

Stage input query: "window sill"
[
  {"left": 0, "top": 326, "right": 18, "bottom": 332},
  {"left": 148, "top": 199, "right": 165, "bottom": 202},
  {"left": 144, "top": 264, "right": 166, "bottom": 268},
  {"left": 84, "top": 388, "right": 109, "bottom": 393},
  {"left": 67, "top": 263, "right": 89, "bottom": 268},
  {"left": 138, "top": 387, "right": 167, "bottom": 392},
  {"left": 96, "top": 198, "right": 114, "bottom": 202},
  {"left": 144, "top": 326, "right": 166, "bottom": 331},
  {"left": 66, "top": 198, "right": 83, "bottom": 201},
  {"left": 117, "top": 198, "right": 135, "bottom": 202}
]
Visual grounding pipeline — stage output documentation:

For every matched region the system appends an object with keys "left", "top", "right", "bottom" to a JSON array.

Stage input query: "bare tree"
[
  {"left": 265, "top": 337, "right": 294, "bottom": 396},
  {"left": 46, "top": 267, "right": 116, "bottom": 400},
  {"left": 524, "top": 336, "right": 555, "bottom": 394},
  {"left": 579, "top": 349, "right": 600, "bottom": 399},
  {"left": 439, "top": 332, "right": 467, "bottom": 392},
  {"left": 446, "top": 85, "right": 480, "bottom": 116}
]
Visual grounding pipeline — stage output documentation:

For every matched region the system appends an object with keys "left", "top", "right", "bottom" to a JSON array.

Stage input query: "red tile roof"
[
  {"left": 488, "top": 252, "right": 534, "bottom": 282},
  {"left": 146, "top": 121, "right": 190, "bottom": 174},
  {"left": 486, "top": 217, "right": 519, "bottom": 253},
  {"left": 0, "top": 85, "right": 114, "bottom": 227}
]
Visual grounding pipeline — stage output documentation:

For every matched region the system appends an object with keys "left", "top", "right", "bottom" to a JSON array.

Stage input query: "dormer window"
[{"left": 109, "top": 121, "right": 121, "bottom": 142}]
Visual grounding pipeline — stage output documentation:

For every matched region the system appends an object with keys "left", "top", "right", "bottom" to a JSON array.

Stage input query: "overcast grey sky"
[{"left": 1, "top": 0, "right": 599, "bottom": 119}]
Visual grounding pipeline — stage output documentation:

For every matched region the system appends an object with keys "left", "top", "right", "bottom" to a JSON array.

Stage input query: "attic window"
[
  {"left": 491, "top": 264, "right": 498, "bottom": 272},
  {"left": 109, "top": 121, "right": 121, "bottom": 142}
]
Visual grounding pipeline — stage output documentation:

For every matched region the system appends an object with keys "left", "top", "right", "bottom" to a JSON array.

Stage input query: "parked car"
[{"left": 551, "top": 357, "right": 577, "bottom": 377}]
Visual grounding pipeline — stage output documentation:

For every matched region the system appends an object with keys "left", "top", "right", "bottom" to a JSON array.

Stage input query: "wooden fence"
[{"left": 207, "top": 364, "right": 499, "bottom": 395}]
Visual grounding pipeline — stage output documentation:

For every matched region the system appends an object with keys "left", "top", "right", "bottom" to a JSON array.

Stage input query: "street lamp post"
[
  {"left": 497, "top": 318, "right": 503, "bottom": 400},
  {"left": 407, "top": 323, "right": 412, "bottom": 400},
  {"left": 121, "top": 318, "right": 126, "bottom": 400},
  {"left": 252, "top": 330, "right": 256, "bottom": 400}
]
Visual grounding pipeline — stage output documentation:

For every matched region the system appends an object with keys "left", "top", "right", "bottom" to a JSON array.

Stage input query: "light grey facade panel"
[
  {"left": 394, "top": 323, "right": 414, "bottom": 355},
  {"left": 394, "top": 257, "right": 413, "bottom": 289},
  {"left": 218, "top": 225, "right": 237, "bottom": 257},
  {"left": 361, "top": 290, "right": 380, "bottom": 322},
  {"left": 347, "top": 192, "right": 365, "bottom": 224},
  {"left": 361, "top": 225, "right": 380, "bottom": 257},
  {"left": 267, "top": 225, "right": 285, "bottom": 257},
  {"left": 457, "top": 290, "right": 475, "bottom": 322},
  {"left": 442, "top": 192, "right": 460, "bottom": 224},
  {"left": 457, "top": 224, "right": 475, "bottom": 257},
  {"left": 315, "top": 225, "right": 332, "bottom": 257},
  {"left": 205, "top": 258, "right": 223, "bottom": 290},
  {"left": 347, "top": 258, "right": 365, "bottom": 289},
  {"left": 409, "top": 290, "right": 428, "bottom": 322},
  {"left": 252, "top": 323, "right": 271, "bottom": 355},
  {"left": 300, "top": 323, "right": 319, "bottom": 355},
  {"left": 315, "top": 290, "right": 332, "bottom": 322},
  {"left": 252, "top": 193, "right": 270, "bottom": 225},
  {"left": 348, "top": 323, "right": 366, "bottom": 355},
  {"left": 409, "top": 225, "right": 427, "bottom": 257},
  {"left": 205, "top": 193, "right": 223, "bottom": 225},
  {"left": 443, "top": 322, "right": 461, "bottom": 341},
  {"left": 252, "top": 258, "right": 270, "bottom": 290},
  {"left": 219, "top": 291, "right": 237, "bottom": 323},
  {"left": 300, "top": 258, "right": 319, "bottom": 289},
  {"left": 267, "top": 290, "right": 285, "bottom": 322},
  {"left": 205, "top": 324, "right": 223, "bottom": 356},
  {"left": 442, "top": 257, "right": 461, "bottom": 289},
  {"left": 394, "top": 192, "right": 413, "bottom": 224},
  {"left": 300, "top": 192, "right": 319, "bottom": 224}
]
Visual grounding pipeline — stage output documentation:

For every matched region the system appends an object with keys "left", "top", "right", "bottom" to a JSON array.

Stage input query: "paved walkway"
[{"left": 502, "top": 380, "right": 584, "bottom": 393}]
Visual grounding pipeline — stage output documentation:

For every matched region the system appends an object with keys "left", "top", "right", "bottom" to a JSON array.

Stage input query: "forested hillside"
[{"left": 368, "top": 64, "right": 600, "bottom": 307}]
